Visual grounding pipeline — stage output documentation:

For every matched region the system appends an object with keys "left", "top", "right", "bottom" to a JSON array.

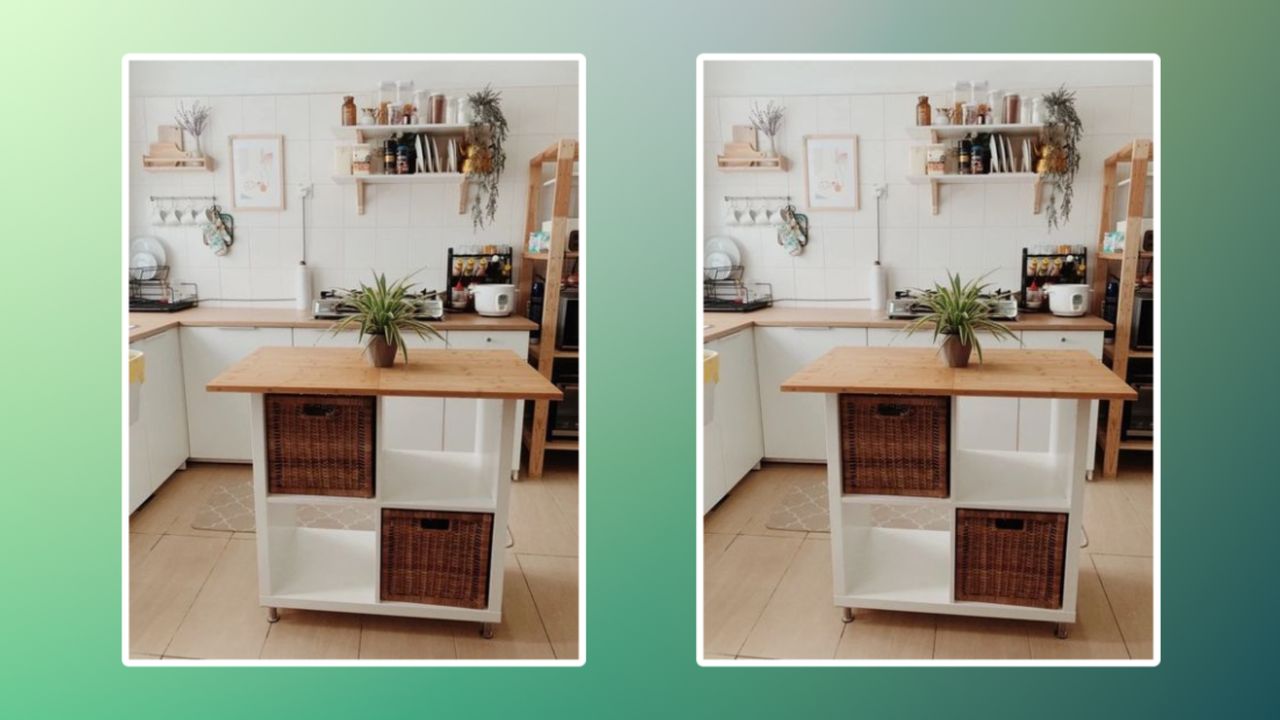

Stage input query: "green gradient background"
[{"left": 1, "top": 0, "right": 1275, "bottom": 716}]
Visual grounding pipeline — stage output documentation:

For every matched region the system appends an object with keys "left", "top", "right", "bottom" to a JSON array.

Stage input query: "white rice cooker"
[
  {"left": 1045, "top": 283, "right": 1091, "bottom": 317},
  {"left": 472, "top": 283, "right": 515, "bottom": 317}
]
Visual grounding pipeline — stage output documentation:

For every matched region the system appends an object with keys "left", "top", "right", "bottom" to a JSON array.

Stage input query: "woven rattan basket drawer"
[
  {"left": 839, "top": 394, "right": 950, "bottom": 497},
  {"left": 955, "top": 509, "right": 1068, "bottom": 609},
  {"left": 265, "top": 394, "right": 375, "bottom": 498},
  {"left": 380, "top": 509, "right": 494, "bottom": 609}
]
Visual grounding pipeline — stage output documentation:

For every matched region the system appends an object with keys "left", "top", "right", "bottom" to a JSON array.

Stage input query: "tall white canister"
[{"left": 868, "top": 260, "right": 887, "bottom": 313}]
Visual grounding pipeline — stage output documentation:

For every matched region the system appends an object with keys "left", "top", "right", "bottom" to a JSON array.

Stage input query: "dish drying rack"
[
  {"left": 704, "top": 265, "right": 773, "bottom": 313},
  {"left": 129, "top": 265, "right": 199, "bottom": 311}
]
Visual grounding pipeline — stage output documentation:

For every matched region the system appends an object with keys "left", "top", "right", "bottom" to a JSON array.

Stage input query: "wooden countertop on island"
[
  {"left": 206, "top": 347, "right": 563, "bottom": 400},
  {"left": 129, "top": 307, "right": 537, "bottom": 343},
  {"left": 703, "top": 307, "right": 1112, "bottom": 342},
  {"left": 782, "top": 347, "right": 1136, "bottom": 400}
]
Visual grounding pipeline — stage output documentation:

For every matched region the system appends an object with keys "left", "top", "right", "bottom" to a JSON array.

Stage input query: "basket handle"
[
  {"left": 993, "top": 518, "right": 1025, "bottom": 531},
  {"left": 300, "top": 403, "right": 338, "bottom": 418},
  {"left": 875, "top": 403, "right": 912, "bottom": 418},
  {"left": 419, "top": 518, "right": 451, "bottom": 531}
]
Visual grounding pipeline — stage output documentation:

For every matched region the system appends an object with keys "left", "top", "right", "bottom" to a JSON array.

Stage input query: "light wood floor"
[
  {"left": 704, "top": 458, "right": 1154, "bottom": 661},
  {"left": 129, "top": 457, "right": 579, "bottom": 661}
]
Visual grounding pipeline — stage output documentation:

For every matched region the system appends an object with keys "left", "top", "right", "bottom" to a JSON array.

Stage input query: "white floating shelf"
[
  {"left": 332, "top": 123, "right": 469, "bottom": 139},
  {"left": 906, "top": 172, "right": 1040, "bottom": 184},
  {"left": 906, "top": 123, "right": 1044, "bottom": 140},
  {"left": 333, "top": 173, "right": 466, "bottom": 184}
]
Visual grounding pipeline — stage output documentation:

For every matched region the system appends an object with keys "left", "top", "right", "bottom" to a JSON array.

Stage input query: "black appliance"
[
  {"left": 1131, "top": 287, "right": 1154, "bottom": 351},
  {"left": 1124, "top": 359, "right": 1154, "bottom": 440},
  {"left": 556, "top": 287, "right": 579, "bottom": 350},
  {"left": 548, "top": 381, "right": 579, "bottom": 439}
]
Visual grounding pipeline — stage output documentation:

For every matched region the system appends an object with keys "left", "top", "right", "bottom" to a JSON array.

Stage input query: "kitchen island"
[
  {"left": 782, "top": 347, "right": 1134, "bottom": 636},
  {"left": 207, "top": 346, "right": 561, "bottom": 636}
]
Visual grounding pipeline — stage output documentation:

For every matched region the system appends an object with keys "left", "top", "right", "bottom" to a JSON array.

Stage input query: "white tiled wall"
[
  {"left": 704, "top": 82, "right": 1153, "bottom": 305},
  {"left": 130, "top": 84, "right": 578, "bottom": 306}
]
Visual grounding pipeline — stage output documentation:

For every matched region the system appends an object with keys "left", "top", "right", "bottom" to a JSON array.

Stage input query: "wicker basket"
[
  {"left": 265, "top": 394, "right": 375, "bottom": 498},
  {"left": 380, "top": 509, "right": 494, "bottom": 609},
  {"left": 839, "top": 394, "right": 950, "bottom": 497},
  {"left": 955, "top": 509, "right": 1068, "bottom": 609}
]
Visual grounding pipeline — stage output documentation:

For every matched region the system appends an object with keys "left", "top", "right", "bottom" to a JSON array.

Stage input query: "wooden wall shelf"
[
  {"left": 1092, "top": 139, "right": 1155, "bottom": 478},
  {"left": 517, "top": 138, "right": 581, "bottom": 478}
]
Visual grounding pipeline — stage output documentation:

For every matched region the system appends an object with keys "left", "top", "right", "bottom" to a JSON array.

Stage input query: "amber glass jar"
[
  {"left": 916, "top": 95, "right": 932, "bottom": 126},
  {"left": 341, "top": 96, "right": 357, "bottom": 126}
]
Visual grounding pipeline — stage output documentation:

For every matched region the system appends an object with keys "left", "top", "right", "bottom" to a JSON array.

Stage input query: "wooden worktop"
[
  {"left": 703, "top": 307, "right": 1112, "bottom": 342},
  {"left": 128, "top": 306, "right": 537, "bottom": 343},
  {"left": 782, "top": 347, "right": 1136, "bottom": 400},
  {"left": 206, "top": 347, "right": 563, "bottom": 400}
]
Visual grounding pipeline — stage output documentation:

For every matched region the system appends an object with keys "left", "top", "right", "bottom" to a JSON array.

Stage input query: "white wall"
[
  {"left": 703, "top": 60, "right": 1154, "bottom": 305},
  {"left": 129, "top": 60, "right": 578, "bottom": 306}
]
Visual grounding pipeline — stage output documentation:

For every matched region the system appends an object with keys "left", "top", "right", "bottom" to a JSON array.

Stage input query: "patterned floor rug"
[
  {"left": 193, "top": 478, "right": 515, "bottom": 547},
  {"left": 765, "top": 477, "right": 830, "bottom": 532}
]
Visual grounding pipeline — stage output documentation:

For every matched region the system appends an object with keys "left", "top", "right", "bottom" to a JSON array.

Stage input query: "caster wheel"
[
  {"left": 1086, "top": 470, "right": 1095, "bottom": 482},
  {"left": 841, "top": 607, "right": 855, "bottom": 624},
  {"left": 479, "top": 623, "right": 495, "bottom": 639},
  {"left": 267, "top": 607, "right": 280, "bottom": 624},
  {"left": 511, "top": 470, "right": 520, "bottom": 482},
  {"left": 1055, "top": 623, "right": 1069, "bottom": 639}
]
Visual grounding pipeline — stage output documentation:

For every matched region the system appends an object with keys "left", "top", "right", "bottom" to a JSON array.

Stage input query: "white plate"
[
  {"left": 130, "top": 236, "right": 167, "bottom": 268},
  {"left": 130, "top": 251, "right": 159, "bottom": 281},
  {"left": 705, "top": 250, "right": 735, "bottom": 280},
  {"left": 704, "top": 235, "right": 741, "bottom": 268}
]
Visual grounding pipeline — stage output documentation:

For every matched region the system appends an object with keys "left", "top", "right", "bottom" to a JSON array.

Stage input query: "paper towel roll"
[
  {"left": 295, "top": 262, "right": 312, "bottom": 311},
  {"left": 868, "top": 261, "right": 887, "bottom": 313}
]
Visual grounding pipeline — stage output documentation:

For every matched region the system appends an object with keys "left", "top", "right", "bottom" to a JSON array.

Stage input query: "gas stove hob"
[
  {"left": 312, "top": 288, "right": 445, "bottom": 322},
  {"left": 886, "top": 289, "right": 1018, "bottom": 321}
]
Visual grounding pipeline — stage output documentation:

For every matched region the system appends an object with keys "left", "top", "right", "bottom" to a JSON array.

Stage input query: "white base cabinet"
[
  {"left": 703, "top": 329, "right": 765, "bottom": 512},
  {"left": 181, "top": 326, "right": 293, "bottom": 462},
  {"left": 439, "top": 331, "right": 527, "bottom": 477},
  {"left": 1017, "top": 331, "right": 1104, "bottom": 469},
  {"left": 128, "top": 329, "right": 190, "bottom": 512},
  {"left": 755, "top": 326, "right": 868, "bottom": 461}
]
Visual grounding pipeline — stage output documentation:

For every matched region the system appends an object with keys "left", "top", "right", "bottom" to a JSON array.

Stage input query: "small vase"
[
  {"left": 367, "top": 336, "right": 398, "bottom": 367},
  {"left": 763, "top": 134, "right": 778, "bottom": 158},
  {"left": 941, "top": 335, "right": 973, "bottom": 368}
]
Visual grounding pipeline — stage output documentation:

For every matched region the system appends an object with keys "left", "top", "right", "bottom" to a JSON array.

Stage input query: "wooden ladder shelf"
[
  {"left": 517, "top": 139, "right": 579, "bottom": 478},
  {"left": 1092, "top": 138, "right": 1154, "bottom": 477}
]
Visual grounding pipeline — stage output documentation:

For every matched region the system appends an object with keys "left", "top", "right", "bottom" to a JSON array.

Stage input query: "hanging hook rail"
[
  {"left": 723, "top": 194, "right": 792, "bottom": 202},
  {"left": 149, "top": 195, "right": 217, "bottom": 201}
]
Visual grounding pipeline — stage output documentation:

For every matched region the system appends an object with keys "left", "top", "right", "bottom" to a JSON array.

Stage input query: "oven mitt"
[
  {"left": 201, "top": 205, "right": 235, "bottom": 257},
  {"left": 777, "top": 204, "right": 809, "bottom": 257}
]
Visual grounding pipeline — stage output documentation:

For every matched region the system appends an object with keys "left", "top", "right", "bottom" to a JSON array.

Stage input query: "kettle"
[
  {"left": 1045, "top": 283, "right": 1090, "bottom": 317},
  {"left": 472, "top": 284, "right": 515, "bottom": 317}
]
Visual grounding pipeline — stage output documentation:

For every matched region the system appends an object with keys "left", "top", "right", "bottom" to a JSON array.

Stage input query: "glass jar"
[
  {"left": 916, "top": 95, "right": 932, "bottom": 126},
  {"left": 341, "top": 96, "right": 357, "bottom": 126}
]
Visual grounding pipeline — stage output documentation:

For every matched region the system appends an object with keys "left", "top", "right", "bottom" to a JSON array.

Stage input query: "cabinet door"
[
  {"left": 1018, "top": 332, "right": 1104, "bottom": 459},
  {"left": 128, "top": 340, "right": 154, "bottom": 514},
  {"left": 715, "top": 330, "right": 765, "bottom": 486},
  {"left": 703, "top": 410, "right": 728, "bottom": 514},
  {"left": 181, "top": 326, "right": 293, "bottom": 461},
  {"left": 293, "top": 327, "right": 447, "bottom": 452},
  {"left": 755, "top": 326, "right": 867, "bottom": 461},
  {"left": 442, "top": 332, "right": 528, "bottom": 473},
  {"left": 867, "top": 328, "right": 1021, "bottom": 451},
  {"left": 143, "top": 329, "right": 189, "bottom": 493}
]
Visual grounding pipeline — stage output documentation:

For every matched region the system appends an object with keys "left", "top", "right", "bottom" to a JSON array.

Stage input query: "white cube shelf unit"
[
  {"left": 249, "top": 394, "right": 515, "bottom": 628},
  {"left": 825, "top": 394, "right": 1089, "bottom": 631}
]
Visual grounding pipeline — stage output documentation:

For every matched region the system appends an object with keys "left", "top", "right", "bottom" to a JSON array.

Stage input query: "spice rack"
[
  {"left": 517, "top": 139, "right": 580, "bottom": 478},
  {"left": 1093, "top": 139, "right": 1154, "bottom": 478},
  {"left": 330, "top": 124, "right": 476, "bottom": 216}
]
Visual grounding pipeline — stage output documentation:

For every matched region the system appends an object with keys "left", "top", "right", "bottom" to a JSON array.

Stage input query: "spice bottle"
[
  {"left": 970, "top": 135, "right": 987, "bottom": 175},
  {"left": 383, "top": 138, "right": 398, "bottom": 175},
  {"left": 958, "top": 137, "right": 972, "bottom": 175},
  {"left": 396, "top": 139, "right": 411, "bottom": 175},
  {"left": 915, "top": 95, "right": 932, "bottom": 126},
  {"left": 341, "top": 96, "right": 357, "bottom": 126}
]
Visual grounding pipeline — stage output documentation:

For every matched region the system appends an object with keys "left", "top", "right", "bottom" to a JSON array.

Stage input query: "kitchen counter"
[
  {"left": 129, "top": 306, "right": 537, "bottom": 343},
  {"left": 208, "top": 346, "right": 562, "bottom": 399},
  {"left": 782, "top": 346, "right": 1136, "bottom": 400},
  {"left": 702, "top": 307, "right": 1112, "bottom": 342}
]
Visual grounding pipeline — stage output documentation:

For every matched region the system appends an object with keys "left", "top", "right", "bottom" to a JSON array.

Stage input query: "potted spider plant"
[
  {"left": 329, "top": 272, "right": 445, "bottom": 368},
  {"left": 904, "top": 272, "right": 1018, "bottom": 368}
]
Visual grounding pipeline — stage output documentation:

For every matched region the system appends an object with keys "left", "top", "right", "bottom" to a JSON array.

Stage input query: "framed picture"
[
  {"left": 803, "top": 134, "right": 859, "bottom": 211},
  {"left": 228, "top": 135, "right": 285, "bottom": 210}
]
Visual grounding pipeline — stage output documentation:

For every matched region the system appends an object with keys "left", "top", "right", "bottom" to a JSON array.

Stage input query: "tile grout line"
[
  {"left": 730, "top": 528, "right": 805, "bottom": 657},
  {"left": 513, "top": 553, "right": 560, "bottom": 660},
  {"left": 1087, "top": 553, "right": 1136, "bottom": 660},
  {"left": 156, "top": 534, "right": 232, "bottom": 660}
]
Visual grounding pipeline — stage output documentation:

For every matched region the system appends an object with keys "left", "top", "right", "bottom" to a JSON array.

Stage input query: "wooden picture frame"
[
  {"left": 803, "top": 134, "right": 860, "bottom": 211},
  {"left": 228, "top": 134, "right": 285, "bottom": 211}
]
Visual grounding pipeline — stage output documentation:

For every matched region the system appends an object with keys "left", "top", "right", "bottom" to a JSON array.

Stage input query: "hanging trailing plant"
[
  {"left": 464, "top": 85, "right": 509, "bottom": 229},
  {"left": 1039, "top": 86, "right": 1084, "bottom": 229}
]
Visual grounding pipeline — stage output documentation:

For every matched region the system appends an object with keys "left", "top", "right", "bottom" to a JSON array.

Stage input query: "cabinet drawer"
[{"left": 1020, "top": 331, "right": 1103, "bottom": 358}]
